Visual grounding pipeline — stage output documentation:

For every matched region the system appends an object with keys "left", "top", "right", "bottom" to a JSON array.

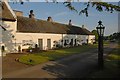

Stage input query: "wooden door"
[
  {"left": 47, "top": 39, "right": 51, "bottom": 49},
  {"left": 38, "top": 39, "right": 43, "bottom": 50}
]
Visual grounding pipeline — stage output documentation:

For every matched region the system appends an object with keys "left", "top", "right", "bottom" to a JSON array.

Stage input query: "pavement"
[{"left": 2, "top": 43, "right": 118, "bottom": 78}]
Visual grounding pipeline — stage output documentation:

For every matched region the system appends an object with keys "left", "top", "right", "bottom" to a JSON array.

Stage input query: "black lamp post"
[{"left": 96, "top": 20, "right": 105, "bottom": 69}]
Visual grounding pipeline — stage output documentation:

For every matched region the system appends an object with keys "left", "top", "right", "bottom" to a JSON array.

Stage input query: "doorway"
[
  {"left": 38, "top": 39, "right": 43, "bottom": 50},
  {"left": 47, "top": 39, "right": 51, "bottom": 49}
]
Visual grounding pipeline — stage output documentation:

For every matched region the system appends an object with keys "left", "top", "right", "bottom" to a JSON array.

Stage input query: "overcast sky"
[{"left": 9, "top": 2, "right": 119, "bottom": 36}]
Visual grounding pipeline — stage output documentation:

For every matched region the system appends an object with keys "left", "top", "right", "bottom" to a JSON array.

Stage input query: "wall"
[
  {"left": 1, "top": 20, "right": 95, "bottom": 53},
  {"left": 0, "top": 23, "right": 2, "bottom": 56},
  {"left": 14, "top": 32, "right": 91, "bottom": 51},
  {"left": 88, "top": 35, "right": 95, "bottom": 44},
  {"left": 2, "top": 27, "right": 95, "bottom": 53},
  {"left": 2, "top": 21, "right": 17, "bottom": 53}
]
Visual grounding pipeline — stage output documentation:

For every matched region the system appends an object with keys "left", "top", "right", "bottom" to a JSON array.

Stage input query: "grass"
[
  {"left": 103, "top": 41, "right": 110, "bottom": 46},
  {"left": 88, "top": 43, "right": 120, "bottom": 78},
  {"left": 19, "top": 45, "right": 97, "bottom": 65}
]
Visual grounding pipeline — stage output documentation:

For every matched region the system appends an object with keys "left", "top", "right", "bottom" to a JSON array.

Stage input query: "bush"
[
  {"left": 56, "top": 44, "right": 63, "bottom": 48},
  {"left": 82, "top": 43, "right": 88, "bottom": 45}
]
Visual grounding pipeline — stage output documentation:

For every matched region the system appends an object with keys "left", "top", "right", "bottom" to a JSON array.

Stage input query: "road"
[{"left": 3, "top": 43, "right": 118, "bottom": 78}]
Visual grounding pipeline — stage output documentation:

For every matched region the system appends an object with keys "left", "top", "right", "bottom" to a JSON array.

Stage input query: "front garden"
[{"left": 18, "top": 45, "right": 97, "bottom": 65}]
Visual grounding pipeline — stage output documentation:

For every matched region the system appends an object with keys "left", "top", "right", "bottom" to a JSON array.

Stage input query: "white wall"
[
  {"left": 88, "top": 35, "right": 95, "bottom": 44},
  {"left": 1, "top": 0, "right": 17, "bottom": 54},
  {"left": 0, "top": 24, "right": 2, "bottom": 56},
  {"left": 0, "top": 24, "right": 2, "bottom": 79},
  {"left": 2, "top": 21, "right": 17, "bottom": 53},
  {"left": 3, "top": 21, "right": 17, "bottom": 34},
  {"left": 14, "top": 32, "right": 91, "bottom": 51},
  {"left": 15, "top": 33, "right": 63, "bottom": 50},
  {"left": 2, "top": 27, "right": 95, "bottom": 53},
  {"left": 1, "top": 20, "right": 95, "bottom": 53}
]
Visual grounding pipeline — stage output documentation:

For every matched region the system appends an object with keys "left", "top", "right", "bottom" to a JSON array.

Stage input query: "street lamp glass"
[{"left": 96, "top": 21, "right": 105, "bottom": 36}]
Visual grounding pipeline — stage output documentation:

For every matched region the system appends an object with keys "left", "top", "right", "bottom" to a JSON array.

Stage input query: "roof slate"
[{"left": 17, "top": 16, "right": 94, "bottom": 35}]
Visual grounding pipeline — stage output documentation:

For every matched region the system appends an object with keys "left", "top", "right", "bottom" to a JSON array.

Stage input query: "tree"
[
  {"left": 64, "top": 1, "right": 120, "bottom": 17},
  {"left": 104, "top": 32, "right": 120, "bottom": 41},
  {"left": 92, "top": 30, "right": 98, "bottom": 41}
]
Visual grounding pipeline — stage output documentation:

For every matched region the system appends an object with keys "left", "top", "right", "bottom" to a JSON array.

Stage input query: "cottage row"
[{"left": 0, "top": 1, "right": 95, "bottom": 55}]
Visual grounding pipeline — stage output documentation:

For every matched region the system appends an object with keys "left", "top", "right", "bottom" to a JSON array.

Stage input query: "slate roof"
[
  {"left": 0, "top": 2, "right": 16, "bottom": 21},
  {"left": 17, "top": 16, "right": 94, "bottom": 35}
]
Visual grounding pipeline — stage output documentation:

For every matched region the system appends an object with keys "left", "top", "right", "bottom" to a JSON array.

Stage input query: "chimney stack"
[
  {"left": 29, "top": 10, "right": 35, "bottom": 18},
  {"left": 13, "top": 10, "right": 23, "bottom": 16},
  {"left": 69, "top": 20, "right": 72, "bottom": 26},
  {"left": 4, "top": 0, "right": 8, "bottom": 2},
  {"left": 47, "top": 16, "right": 53, "bottom": 22},
  {"left": 82, "top": 25, "right": 85, "bottom": 28}
]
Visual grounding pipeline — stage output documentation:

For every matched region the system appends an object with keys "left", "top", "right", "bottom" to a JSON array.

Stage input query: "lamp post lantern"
[{"left": 96, "top": 20, "right": 105, "bottom": 69}]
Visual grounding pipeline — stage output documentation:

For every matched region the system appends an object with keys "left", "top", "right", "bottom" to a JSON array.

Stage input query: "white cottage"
[{"left": 0, "top": 1, "right": 95, "bottom": 55}]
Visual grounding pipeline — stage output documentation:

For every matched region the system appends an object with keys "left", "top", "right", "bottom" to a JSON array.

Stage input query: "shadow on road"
[
  {"left": 42, "top": 46, "right": 116, "bottom": 78},
  {"left": 42, "top": 50, "right": 99, "bottom": 78}
]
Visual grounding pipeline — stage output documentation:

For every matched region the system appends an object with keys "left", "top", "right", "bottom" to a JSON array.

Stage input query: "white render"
[
  {"left": 15, "top": 33, "right": 91, "bottom": 51},
  {"left": 0, "top": 25, "right": 2, "bottom": 56}
]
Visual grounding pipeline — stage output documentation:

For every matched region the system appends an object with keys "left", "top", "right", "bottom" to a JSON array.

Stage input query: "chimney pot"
[
  {"left": 29, "top": 10, "right": 35, "bottom": 18},
  {"left": 69, "top": 20, "right": 72, "bottom": 26},
  {"left": 82, "top": 25, "right": 85, "bottom": 28},
  {"left": 47, "top": 16, "right": 53, "bottom": 22}
]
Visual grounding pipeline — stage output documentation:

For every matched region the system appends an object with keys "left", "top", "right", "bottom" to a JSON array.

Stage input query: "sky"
[{"left": 9, "top": 2, "right": 119, "bottom": 36}]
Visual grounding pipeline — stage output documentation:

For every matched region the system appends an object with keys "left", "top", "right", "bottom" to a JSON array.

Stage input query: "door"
[
  {"left": 38, "top": 39, "right": 43, "bottom": 50},
  {"left": 47, "top": 39, "right": 51, "bottom": 49}
]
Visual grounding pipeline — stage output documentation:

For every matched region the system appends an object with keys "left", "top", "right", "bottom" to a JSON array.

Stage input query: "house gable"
[{"left": 0, "top": 2, "right": 16, "bottom": 21}]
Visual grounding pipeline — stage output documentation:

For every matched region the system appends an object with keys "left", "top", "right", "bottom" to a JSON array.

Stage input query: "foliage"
[
  {"left": 63, "top": 1, "right": 120, "bottom": 17},
  {"left": 104, "top": 32, "right": 120, "bottom": 41},
  {"left": 8, "top": 0, "right": 120, "bottom": 17},
  {"left": 91, "top": 30, "right": 98, "bottom": 41}
]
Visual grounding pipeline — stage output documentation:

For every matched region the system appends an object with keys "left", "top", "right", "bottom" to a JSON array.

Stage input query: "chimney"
[
  {"left": 47, "top": 16, "right": 53, "bottom": 22},
  {"left": 69, "top": 20, "right": 72, "bottom": 26},
  {"left": 13, "top": 10, "right": 23, "bottom": 16},
  {"left": 4, "top": 0, "right": 8, "bottom": 2},
  {"left": 82, "top": 25, "right": 85, "bottom": 28},
  {"left": 29, "top": 10, "right": 35, "bottom": 18}
]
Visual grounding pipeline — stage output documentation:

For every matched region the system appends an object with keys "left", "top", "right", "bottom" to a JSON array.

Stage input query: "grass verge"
[
  {"left": 88, "top": 43, "right": 120, "bottom": 78},
  {"left": 19, "top": 45, "right": 97, "bottom": 65}
]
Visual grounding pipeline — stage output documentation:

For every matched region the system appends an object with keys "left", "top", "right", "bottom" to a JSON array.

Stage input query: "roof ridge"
[
  {"left": 17, "top": 16, "right": 82, "bottom": 28},
  {"left": 17, "top": 16, "right": 94, "bottom": 35}
]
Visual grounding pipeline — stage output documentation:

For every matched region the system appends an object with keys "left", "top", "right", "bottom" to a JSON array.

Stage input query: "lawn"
[{"left": 19, "top": 45, "right": 97, "bottom": 65}]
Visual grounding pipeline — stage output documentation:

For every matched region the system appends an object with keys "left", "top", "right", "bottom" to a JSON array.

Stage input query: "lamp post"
[{"left": 96, "top": 20, "right": 105, "bottom": 69}]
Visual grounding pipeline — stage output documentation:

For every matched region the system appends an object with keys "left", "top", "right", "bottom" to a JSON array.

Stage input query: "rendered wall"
[
  {"left": 15, "top": 32, "right": 91, "bottom": 51},
  {"left": 2, "top": 21, "right": 17, "bottom": 53}
]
